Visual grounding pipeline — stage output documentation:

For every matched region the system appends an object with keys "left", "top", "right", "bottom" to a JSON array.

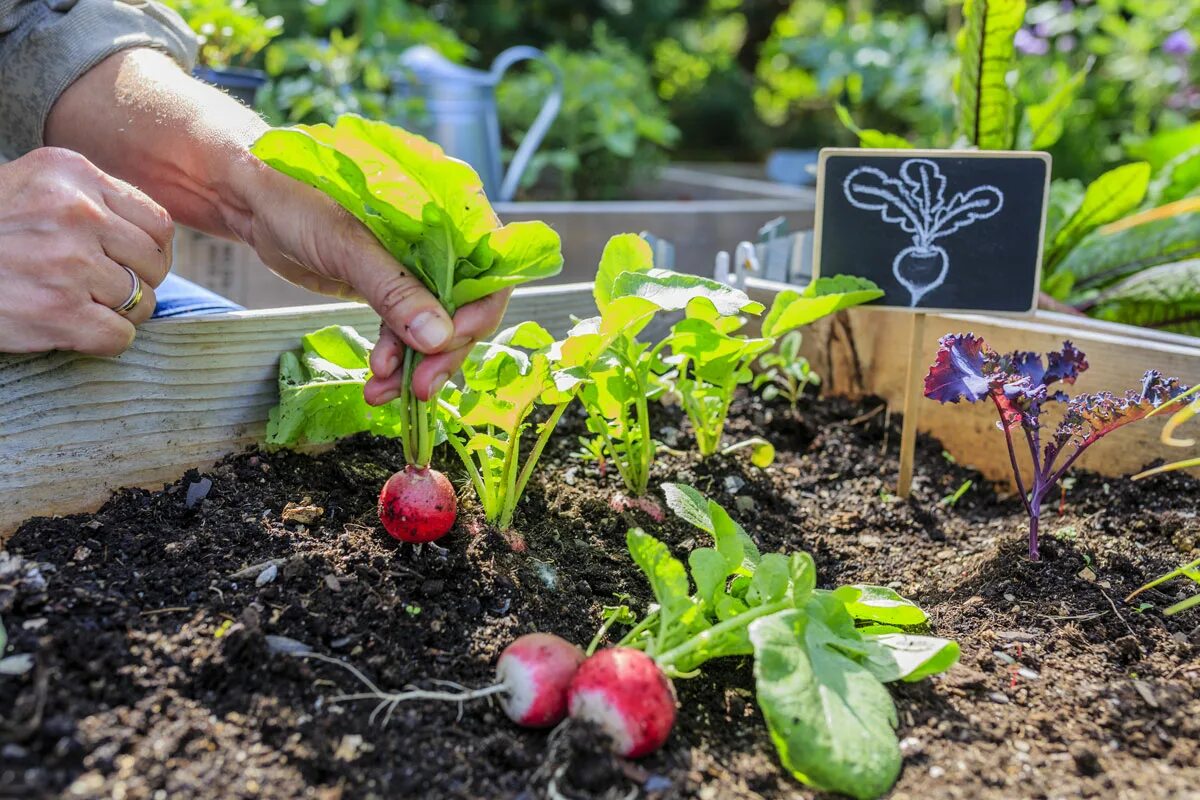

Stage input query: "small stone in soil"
[
  {"left": 988, "top": 691, "right": 1011, "bottom": 704},
  {"left": 185, "top": 477, "right": 212, "bottom": 508},
  {"left": 323, "top": 574, "right": 341, "bottom": 592}
]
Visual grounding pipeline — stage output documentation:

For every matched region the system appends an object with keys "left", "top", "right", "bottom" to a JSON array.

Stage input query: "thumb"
[{"left": 345, "top": 235, "right": 454, "bottom": 354}]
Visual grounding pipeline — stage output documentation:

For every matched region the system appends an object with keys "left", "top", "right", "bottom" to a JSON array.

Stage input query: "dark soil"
[{"left": 2, "top": 394, "right": 1198, "bottom": 800}]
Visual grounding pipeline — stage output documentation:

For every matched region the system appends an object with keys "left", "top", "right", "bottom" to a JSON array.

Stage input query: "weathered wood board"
[
  {"left": 744, "top": 278, "right": 1200, "bottom": 487},
  {"left": 0, "top": 284, "right": 596, "bottom": 535}
]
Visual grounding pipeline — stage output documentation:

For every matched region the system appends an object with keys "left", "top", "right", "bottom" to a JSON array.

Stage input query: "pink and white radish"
[
  {"left": 378, "top": 466, "right": 457, "bottom": 543},
  {"left": 567, "top": 647, "right": 677, "bottom": 758},
  {"left": 496, "top": 633, "right": 585, "bottom": 727},
  {"left": 299, "top": 632, "right": 583, "bottom": 728}
]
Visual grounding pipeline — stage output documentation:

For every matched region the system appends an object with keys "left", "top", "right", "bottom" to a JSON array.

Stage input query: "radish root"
[{"left": 300, "top": 651, "right": 507, "bottom": 726}]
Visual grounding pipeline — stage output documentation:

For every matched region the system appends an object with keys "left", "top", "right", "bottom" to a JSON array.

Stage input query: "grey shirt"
[{"left": 0, "top": 0, "right": 197, "bottom": 160}]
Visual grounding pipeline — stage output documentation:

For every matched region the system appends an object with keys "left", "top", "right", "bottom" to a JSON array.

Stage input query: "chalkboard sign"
[{"left": 813, "top": 148, "right": 1051, "bottom": 313}]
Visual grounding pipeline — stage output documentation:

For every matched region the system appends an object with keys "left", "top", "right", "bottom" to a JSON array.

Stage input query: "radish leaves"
[
  {"left": 252, "top": 115, "right": 563, "bottom": 467},
  {"left": 602, "top": 484, "right": 958, "bottom": 800}
]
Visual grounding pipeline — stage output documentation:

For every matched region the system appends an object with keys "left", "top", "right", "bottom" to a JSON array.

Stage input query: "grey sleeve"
[{"left": 0, "top": 0, "right": 198, "bottom": 160}]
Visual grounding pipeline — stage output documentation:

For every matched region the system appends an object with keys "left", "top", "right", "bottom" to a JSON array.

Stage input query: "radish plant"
[
  {"left": 585, "top": 484, "right": 958, "bottom": 798},
  {"left": 438, "top": 321, "right": 582, "bottom": 531},
  {"left": 563, "top": 234, "right": 764, "bottom": 495},
  {"left": 253, "top": 115, "right": 562, "bottom": 541},
  {"left": 753, "top": 276, "right": 884, "bottom": 412},
  {"left": 925, "top": 334, "right": 1190, "bottom": 560},
  {"left": 665, "top": 275, "right": 882, "bottom": 459}
]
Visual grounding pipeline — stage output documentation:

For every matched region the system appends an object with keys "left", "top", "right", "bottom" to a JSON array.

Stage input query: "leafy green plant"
[
  {"left": 593, "top": 484, "right": 958, "bottom": 799},
  {"left": 161, "top": 0, "right": 282, "bottom": 69},
  {"left": 753, "top": 331, "right": 816, "bottom": 410},
  {"left": 664, "top": 275, "right": 882, "bottom": 458},
  {"left": 439, "top": 322, "right": 581, "bottom": 530},
  {"left": 1126, "top": 557, "right": 1200, "bottom": 616},
  {"left": 564, "top": 234, "right": 764, "bottom": 496},
  {"left": 497, "top": 26, "right": 680, "bottom": 200},
  {"left": 252, "top": 115, "right": 563, "bottom": 469}
]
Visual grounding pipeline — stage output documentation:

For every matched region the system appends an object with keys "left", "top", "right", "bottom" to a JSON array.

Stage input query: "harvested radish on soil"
[
  {"left": 294, "top": 632, "right": 584, "bottom": 729},
  {"left": 496, "top": 633, "right": 586, "bottom": 727},
  {"left": 567, "top": 647, "right": 677, "bottom": 758},
  {"left": 377, "top": 466, "right": 457, "bottom": 543}
]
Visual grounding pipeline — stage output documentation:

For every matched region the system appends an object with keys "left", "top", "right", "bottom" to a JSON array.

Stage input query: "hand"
[
  {"left": 224, "top": 156, "right": 510, "bottom": 403},
  {"left": 0, "top": 148, "right": 173, "bottom": 356}
]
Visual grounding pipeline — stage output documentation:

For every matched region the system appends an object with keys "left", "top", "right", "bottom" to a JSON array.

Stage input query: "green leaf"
[
  {"left": 1043, "top": 179, "right": 1085, "bottom": 251},
  {"left": 861, "top": 634, "right": 961, "bottom": 684},
  {"left": 612, "top": 269, "right": 765, "bottom": 317},
  {"left": 747, "top": 553, "right": 791, "bottom": 606},
  {"left": 762, "top": 276, "right": 884, "bottom": 338},
  {"left": 626, "top": 528, "right": 704, "bottom": 652},
  {"left": 1090, "top": 260, "right": 1200, "bottom": 336},
  {"left": 1047, "top": 162, "right": 1152, "bottom": 269},
  {"left": 595, "top": 233, "right": 655, "bottom": 312},
  {"left": 452, "top": 221, "right": 564, "bottom": 307},
  {"left": 750, "top": 610, "right": 901, "bottom": 800},
  {"left": 266, "top": 326, "right": 404, "bottom": 445},
  {"left": 252, "top": 116, "right": 562, "bottom": 313},
  {"left": 1058, "top": 211, "right": 1200, "bottom": 295},
  {"left": 662, "top": 483, "right": 760, "bottom": 571},
  {"left": 1018, "top": 59, "right": 1092, "bottom": 151},
  {"left": 689, "top": 548, "right": 730, "bottom": 608},
  {"left": 661, "top": 483, "right": 714, "bottom": 532},
  {"left": 834, "top": 104, "right": 913, "bottom": 150},
  {"left": 833, "top": 585, "right": 929, "bottom": 627},
  {"left": 1126, "top": 122, "right": 1200, "bottom": 172},
  {"left": 954, "top": 0, "right": 1025, "bottom": 150},
  {"left": 1147, "top": 146, "right": 1200, "bottom": 207},
  {"left": 746, "top": 437, "right": 776, "bottom": 469}
]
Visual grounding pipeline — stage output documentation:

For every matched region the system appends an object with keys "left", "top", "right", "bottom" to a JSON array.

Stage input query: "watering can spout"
[{"left": 396, "top": 45, "right": 563, "bottom": 202}]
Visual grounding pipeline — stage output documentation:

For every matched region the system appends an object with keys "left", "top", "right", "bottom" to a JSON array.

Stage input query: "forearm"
[{"left": 44, "top": 48, "right": 268, "bottom": 243}]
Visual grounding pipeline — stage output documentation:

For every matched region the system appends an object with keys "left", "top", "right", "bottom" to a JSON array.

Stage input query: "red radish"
[
  {"left": 378, "top": 466, "right": 457, "bottom": 542},
  {"left": 298, "top": 632, "right": 584, "bottom": 729},
  {"left": 496, "top": 633, "right": 585, "bottom": 727},
  {"left": 567, "top": 647, "right": 677, "bottom": 758}
]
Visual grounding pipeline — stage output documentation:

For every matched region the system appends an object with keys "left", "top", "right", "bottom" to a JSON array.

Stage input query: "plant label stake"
[{"left": 812, "top": 148, "right": 1051, "bottom": 497}]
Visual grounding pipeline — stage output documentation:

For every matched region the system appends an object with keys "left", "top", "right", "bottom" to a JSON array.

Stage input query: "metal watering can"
[{"left": 396, "top": 45, "right": 563, "bottom": 202}]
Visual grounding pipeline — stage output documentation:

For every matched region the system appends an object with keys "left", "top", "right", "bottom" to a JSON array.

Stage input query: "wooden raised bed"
[{"left": 3, "top": 278, "right": 1198, "bottom": 536}]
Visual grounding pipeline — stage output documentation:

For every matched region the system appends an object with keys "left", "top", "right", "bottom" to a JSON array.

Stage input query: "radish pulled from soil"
[
  {"left": 252, "top": 116, "right": 562, "bottom": 473},
  {"left": 924, "top": 334, "right": 1190, "bottom": 560},
  {"left": 496, "top": 633, "right": 586, "bottom": 726},
  {"left": 378, "top": 466, "right": 457, "bottom": 543},
  {"left": 567, "top": 647, "right": 676, "bottom": 757},
  {"left": 583, "top": 484, "right": 959, "bottom": 799},
  {"left": 292, "top": 632, "right": 583, "bottom": 729}
]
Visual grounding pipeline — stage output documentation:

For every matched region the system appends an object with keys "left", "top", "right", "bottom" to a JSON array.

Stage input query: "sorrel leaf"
[
  {"left": 1056, "top": 211, "right": 1200, "bottom": 297},
  {"left": 1090, "top": 260, "right": 1200, "bottom": 336},
  {"left": 954, "top": 0, "right": 1024, "bottom": 150},
  {"left": 1045, "top": 162, "right": 1151, "bottom": 272},
  {"left": 750, "top": 610, "right": 901, "bottom": 800}
]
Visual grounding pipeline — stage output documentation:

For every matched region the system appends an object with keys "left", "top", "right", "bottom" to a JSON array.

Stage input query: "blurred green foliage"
[
  {"left": 196, "top": 0, "right": 1196, "bottom": 198},
  {"left": 497, "top": 28, "right": 680, "bottom": 200},
  {"left": 160, "top": 0, "right": 282, "bottom": 69}
]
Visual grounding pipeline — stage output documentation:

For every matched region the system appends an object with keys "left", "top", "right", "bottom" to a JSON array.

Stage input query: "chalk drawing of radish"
[{"left": 843, "top": 158, "right": 1003, "bottom": 307}]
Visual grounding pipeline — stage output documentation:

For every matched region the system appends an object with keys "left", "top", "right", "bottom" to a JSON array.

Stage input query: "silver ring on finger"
[{"left": 112, "top": 266, "right": 143, "bottom": 316}]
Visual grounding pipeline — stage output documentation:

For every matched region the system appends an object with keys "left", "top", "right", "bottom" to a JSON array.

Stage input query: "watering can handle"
[{"left": 491, "top": 46, "right": 563, "bottom": 202}]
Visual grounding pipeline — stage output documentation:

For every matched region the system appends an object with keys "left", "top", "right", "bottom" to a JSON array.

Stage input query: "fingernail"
[
  {"left": 408, "top": 312, "right": 453, "bottom": 351},
  {"left": 376, "top": 388, "right": 400, "bottom": 405},
  {"left": 385, "top": 352, "right": 400, "bottom": 376},
  {"left": 431, "top": 372, "right": 450, "bottom": 395}
]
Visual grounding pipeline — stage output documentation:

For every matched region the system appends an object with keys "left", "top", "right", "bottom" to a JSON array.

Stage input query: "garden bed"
[{"left": 2, "top": 392, "right": 1198, "bottom": 799}]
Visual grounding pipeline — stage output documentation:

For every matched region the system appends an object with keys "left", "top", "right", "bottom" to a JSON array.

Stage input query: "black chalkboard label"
[{"left": 813, "top": 148, "right": 1051, "bottom": 313}]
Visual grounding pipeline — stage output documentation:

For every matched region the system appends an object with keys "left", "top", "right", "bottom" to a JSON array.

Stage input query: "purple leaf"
[
  {"left": 1055, "top": 371, "right": 1191, "bottom": 447},
  {"left": 924, "top": 333, "right": 991, "bottom": 403}
]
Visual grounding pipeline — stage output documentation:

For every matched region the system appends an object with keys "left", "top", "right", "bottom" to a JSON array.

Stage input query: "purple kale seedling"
[{"left": 924, "top": 334, "right": 1189, "bottom": 560}]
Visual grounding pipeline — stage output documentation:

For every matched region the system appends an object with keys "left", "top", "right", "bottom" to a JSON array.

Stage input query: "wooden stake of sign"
[{"left": 896, "top": 312, "right": 927, "bottom": 498}]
